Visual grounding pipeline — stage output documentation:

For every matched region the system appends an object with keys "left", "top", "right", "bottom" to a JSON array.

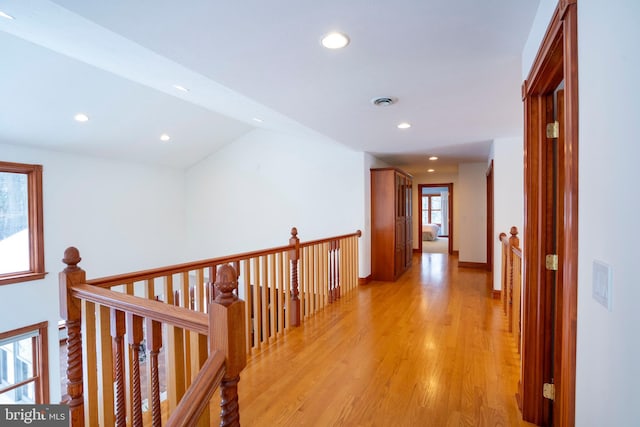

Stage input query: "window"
[
  {"left": 0, "top": 161, "right": 45, "bottom": 285},
  {"left": 422, "top": 194, "right": 442, "bottom": 226},
  {"left": 0, "top": 322, "right": 49, "bottom": 404}
]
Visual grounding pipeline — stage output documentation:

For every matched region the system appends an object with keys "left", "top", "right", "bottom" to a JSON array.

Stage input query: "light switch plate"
[{"left": 592, "top": 260, "right": 612, "bottom": 311}]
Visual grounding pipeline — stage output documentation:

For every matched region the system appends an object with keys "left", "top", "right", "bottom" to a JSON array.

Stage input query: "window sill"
[{"left": 0, "top": 271, "right": 48, "bottom": 286}]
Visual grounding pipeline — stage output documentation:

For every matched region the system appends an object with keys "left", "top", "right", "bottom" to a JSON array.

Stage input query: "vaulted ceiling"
[{"left": 0, "top": 1, "right": 539, "bottom": 173}]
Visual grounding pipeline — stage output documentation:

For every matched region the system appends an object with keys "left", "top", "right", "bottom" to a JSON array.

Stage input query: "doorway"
[
  {"left": 520, "top": 2, "right": 578, "bottom": 426},
  {"left": 418, "top": 183, "right": 453, "bottom": 254}
]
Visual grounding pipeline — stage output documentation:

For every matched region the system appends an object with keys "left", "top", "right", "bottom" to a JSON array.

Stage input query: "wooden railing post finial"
[
  {"left": 214, "top": 264, "right": 239, "bottom": 307},
  {"left": 509, "top": 226, "right": 520, "bottom": 249},
  {"left": 289, "top": 227, "right": 301, "bottom": 327},
  {"left": 59, "top": 247, "right": 86, "bottom": 427},
  {"left": 210, "top": 264, "right": 247, "bottom": 426},
  {"left": 62, "top": 246, "right": 82, "bottom": 272}
]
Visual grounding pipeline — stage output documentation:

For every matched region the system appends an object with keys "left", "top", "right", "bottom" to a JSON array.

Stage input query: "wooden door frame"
[
  {"left": 486, "top": 160, "right": 494, "bottom": 273},
  {"left": 521, "top": 1, "right": 578, "bottom": 426},
  {"left": 417, "top": 183, "right": 453, "bottom": 255}
]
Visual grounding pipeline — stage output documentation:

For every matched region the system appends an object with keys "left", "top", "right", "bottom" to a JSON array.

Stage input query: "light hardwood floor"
[{"left": 211, "top": 252, "right": 534, "bottom": 427}]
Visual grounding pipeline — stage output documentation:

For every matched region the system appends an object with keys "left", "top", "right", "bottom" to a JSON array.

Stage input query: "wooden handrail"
[
  {"left": 165, "top": 350, "right": 226, "bottom": 427},
  {"left": 299, "top": 230, "right": 362, "bottom": 248},
  {"left": 86, "top": 229, "right": 362, "bottom": 289},
  {"left": 86, "top": 244, "right": 295, "bottom": 288},
  {"left": 70, "top": 283, "right": 208, "bottom": 335}
]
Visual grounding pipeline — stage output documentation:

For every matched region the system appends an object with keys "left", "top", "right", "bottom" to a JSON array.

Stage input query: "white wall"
[
  {"left": 411, "top": 171, "right": 460, "bottom": 252},
  {"left": 524, "top": 1, "right": 640, "bottom": 425},
  {"left": 185, "top": 129, "right": 365, "bottom": 270},
  {"left": 522, "top": 0, "right": 558, "bottom": 80},
  {"left": 575, "top": 1, "right": 640, "bottom": 425},
  {"left": 491, "top": 137, "right": 524, "bottom": 290},
  {"left": 0, "top": 143, "right": 187, "bottom": 402},
  {"left": 457, "top": 163, "right": 487, "bottom": 263}
]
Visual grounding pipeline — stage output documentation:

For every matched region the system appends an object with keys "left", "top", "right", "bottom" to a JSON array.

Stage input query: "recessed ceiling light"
[
  {"left": 397, "top": 122, "right": 411, "bottom": 129},
  {"left": 428, "top": 169, "right": 435, "bottom": 173},
  {"left": 160, "top": 134, "right": 171, "bottom": 142},
  {"left": 0, "top": 11, "right": 14, "bottom": 20},
  {"left": 429, "top": 156, "right": 438, "bottom": 161},
  {"left": 252, "top": 117, "right": 264, "bottom": 123},
  {"left": 74, "top": 113, "right": 89, "bottom": 122},
  {"left": 173, "top": 84, "right": 189, "bottom": 92},
  {"left": 321, "top": 32, "right": 350, "bottom": 49}
]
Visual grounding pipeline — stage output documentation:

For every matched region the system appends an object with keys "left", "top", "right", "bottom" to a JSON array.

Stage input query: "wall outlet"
[{"left": 592, "top": 260, "right": 613, "bottom": 311}]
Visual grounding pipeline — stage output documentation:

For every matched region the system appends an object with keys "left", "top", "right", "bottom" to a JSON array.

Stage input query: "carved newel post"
[
  {"left": 289, "top": 227, "right": 301, "bottom": 327},
  {"left": 210, "top": 264, "right": 247, "bottom": 427},
  {"left": 59, "top": 247, "right": 86, "bottom": 427}
]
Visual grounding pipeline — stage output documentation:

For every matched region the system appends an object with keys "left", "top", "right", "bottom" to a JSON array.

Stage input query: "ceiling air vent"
[{"left": 371, "top": 97, "right": 396, "bottom": 107}]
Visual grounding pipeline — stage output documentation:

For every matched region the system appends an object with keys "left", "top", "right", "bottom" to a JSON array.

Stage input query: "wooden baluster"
[
  {"left": 169, "top": 286, "right": 186, "bottom": 411},
  {"left": 276, "top": 252, "right": 284, "bottom": 334},
  {"left": 82, "top": 300, "right": 99, "bottom": 427},
  {"left": 335, "top": 240, "right": 341, "bottom": 299},
  {"left": 207, "top": 266, "right": 217, "bottom": 304},
  {"left": 110, "top": 309, "right": 126, "bottom": 427},
  {"left": 252, "top": 257, "right": 261, "bottom": 349},
  {"left": 174, "top": 289, "right": 180, "bottom": 307},
  {"left": 508, "top": 226, "right": 520, "bottom": 334},
  {"left": 181, "top": 272, "right": 193, "bottom": 385},
  {"left": 211, "top": 264, "right": 247, "bottom": 427},
  {"left": 355, "top": 230, "right": 362, "bottom": 290},
  {"left": 289, "top": 228, "right": 301, "bottom": 326},
  {"left": 269, "top": 254, "right": 276, "bottom": 340},
  {"left": 327, "top": 242, "right": 333, "bottom": 303},
  {"left": 338, "top": 238, "right": 345, "bottom": 295},
  {"left": 60, "top": 247, "right": 86, "bottom": 427},
  {"left": 320, "top": 244, "right": 324, "bottom": 309},
  {"left": 146, "top": 317, "right": 163, "bottom": 427},
  {"left": 302, "top": 245, "right": 308, "bottom": 316},
  {"left": 126, "top": 314, "right": 143, "bottom": 427},
  {"left": 498, "top": 232, "right": 508, "bottom": 314},
  {"left": 313, "top": 245, "right": 319, "bottom": 314},
  {"left": 242, "top": 259, "right": 253, "bottom": 353},
  {"left": 284, "top": 253, "right": 291, "bottom": 329},
  {"left": 233, "top": 261, "right": 241, "bottom": 280}
]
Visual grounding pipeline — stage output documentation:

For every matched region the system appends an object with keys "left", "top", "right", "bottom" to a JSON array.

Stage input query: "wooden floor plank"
[{"left": 207, "top": 253, "right": 533, "bottom": 426}]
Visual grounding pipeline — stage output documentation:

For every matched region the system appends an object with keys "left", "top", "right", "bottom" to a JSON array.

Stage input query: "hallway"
[{"left": 215, "top": 253, "right": 532, "bottom": 426}]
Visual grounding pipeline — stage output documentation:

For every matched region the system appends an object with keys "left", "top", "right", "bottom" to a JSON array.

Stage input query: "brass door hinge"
[
  {"left": 546, "top": 121, "right": 559, "bottom": 138},
  {"left": 543, "top": 383, "right": 555, "bottom": 401},
  {"left": 546, "top": 254, "right": 558, "bottom": 271}
]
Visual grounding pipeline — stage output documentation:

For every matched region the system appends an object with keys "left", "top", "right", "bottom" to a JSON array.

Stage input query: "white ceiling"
[{"left": 0, "top": 0, "right": 539, "bottom": 172}]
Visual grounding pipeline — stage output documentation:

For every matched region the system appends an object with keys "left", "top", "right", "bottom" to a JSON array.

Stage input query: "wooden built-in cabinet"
[{"left": 371, "top": 168, "right": 413, "bottom": 281}]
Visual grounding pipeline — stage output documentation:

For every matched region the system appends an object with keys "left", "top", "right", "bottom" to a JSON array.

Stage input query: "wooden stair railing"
[
  {"left": 80, "top": 228, "right": 360, "bottom": 355},
  {"left": 498, "top": 226, "right": 523, "bottom": 352},
  {"left": 60, "top": 248, "right": 245, "bottom": 426},
  {"left": 499, "top": 226, "right": 524, "bottom": 410},
  {"left": 59, "top": 228, "right": 361, "bottom": 425}
]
